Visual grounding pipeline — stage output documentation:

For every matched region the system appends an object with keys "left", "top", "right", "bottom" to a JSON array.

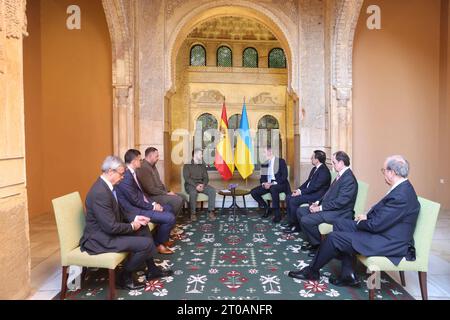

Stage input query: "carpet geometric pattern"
[{"left": 60, "top": 209, "right": 414, "bottom": 300}]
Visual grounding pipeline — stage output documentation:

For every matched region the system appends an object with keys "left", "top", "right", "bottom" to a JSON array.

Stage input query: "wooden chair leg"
[
  {"left": 368, "top": 271, "right": 376, "bottom": 300},
  {"left": 320, "top": 234, "right": 326, "bottom": 241},
  {"left": 60, "top": 266, "right": 69, "bottom": 300},
  {"left": 418, "top": 271, "right": 428, "bottom": 300},
  {"left": 369, "top": 288, "right": 375, "bottom": 300},
  {"left": 399, "top": 271, "right": 406, "bottom": 286},
  {"left": 108, "top": 269, "right": 117, "bottom": 300},
  {"left": 201, "top": 202, "right": 204, "bottom": 210}
]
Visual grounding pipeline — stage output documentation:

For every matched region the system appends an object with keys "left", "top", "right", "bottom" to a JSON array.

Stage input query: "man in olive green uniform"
[{"left": 183, "top": 149, "right": 216, "bottom": 221}]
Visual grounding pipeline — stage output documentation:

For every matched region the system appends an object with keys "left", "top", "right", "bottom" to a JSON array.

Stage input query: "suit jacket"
[
  {"left": 260, "top": 157, "right": 289, "bottom": 184},
  {"left": 115, "top": 169, "right": 156, "bottom": 222},
  {"left": 136, "top": 159, "right": 167, "bottom": 196},
  {"left": 298, "top": 164, "right": 331, "bottom": 201},
  {"left": 79, "top": 178, "right": 133, "bottom": 254},
  {"left": 319, "top": 168, "right": 358, "bottom": 220},
  {"left": 353, "top": 180, "right": 420, "bottom": 265}
]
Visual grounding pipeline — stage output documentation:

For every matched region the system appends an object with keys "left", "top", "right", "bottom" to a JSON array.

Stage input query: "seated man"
[
  {"left": 136, "top": 147, "right": 185, "bottom": 217},
  {"left": 250, "top": 146, "right": 291, "bottom": 224},
  {"left": 297, "top": 151, "right": 358, "bottom": 256},
  {"left": 288, "top": 155, "right": 420, "bottom": 287},
  {"left": 283, "top": 150, "right": 331, "bottom": 233},
  {"left": 79, "top": 156, "right": 173, "bottom": 290},
  {"left": 183, "top": 148, "right": 217, "bottom": 222},
  {"left": 115, "top": 149, "right": 176, "bottom": 255}
]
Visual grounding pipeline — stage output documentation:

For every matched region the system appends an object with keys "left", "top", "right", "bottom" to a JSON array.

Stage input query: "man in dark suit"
[
  {"left": 283, "top": 150, "right": 331, "bottom": 233},
  {"left": 297, "top": 151, "right": 358, "bottom": 256},
  {"left": 288, "top": 155, "right": 420, "bottom": 287},
  {"left": 80, "top": 156, "right": 173, "bottom": 290},
  {"left": 250, "top": 147, "right": 291, "bottom": 224},
  {"left": 115, "top": 149, "right": 176, "bottom": 255},
  {"left": 136, "top": 147, "right": 185, "bottom": 217}
]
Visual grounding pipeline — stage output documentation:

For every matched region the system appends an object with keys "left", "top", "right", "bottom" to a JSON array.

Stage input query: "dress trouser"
[
  {"left": 185, "top": 185, "right": 216, "bottom": 214},
  {"left": 309, "top": 219, "right": 359, "bottom": 277}
]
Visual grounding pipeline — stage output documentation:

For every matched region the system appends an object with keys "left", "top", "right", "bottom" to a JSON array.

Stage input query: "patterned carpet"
[{"left": 60, "top": 209, "right": 414, "bottom": 300}]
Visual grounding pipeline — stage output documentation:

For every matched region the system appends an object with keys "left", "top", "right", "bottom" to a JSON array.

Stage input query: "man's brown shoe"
[
  {"left": 157, "top": 244, "right": 174, "bottom": 254},
  {"left": 163, "top": 240, "right": 176, "bottom": 248}
]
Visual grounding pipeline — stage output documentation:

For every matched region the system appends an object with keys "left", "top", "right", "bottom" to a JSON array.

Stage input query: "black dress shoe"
[
  {"left": 288, "top": 267, "right": 320, "bottom": 281},
  {"left": 146, "top": 269, "right": 174, "bottom": 281},
  {"left": 116, "top": 273, "right": 145, "bottom": 290},
  {"left": 281, "top": 222, "right": 294, "bottom": 229},
  {"left": 301, "top": 244, "right": 319, "bottom": 251},
  {"left": 307, "top": 249, "right": 317, "bottom": 258},
  {"left": 329, "top": 273, "right": 361, "bottom": 288},
  {"left": 283, "top": 226, "right": 301, "bottom": 234},
  {"left": 262, "top": 208, "right": 272, "bottom": 219},
  {"left": 272, "top": 216, "right": 282, "bottom": 224}
]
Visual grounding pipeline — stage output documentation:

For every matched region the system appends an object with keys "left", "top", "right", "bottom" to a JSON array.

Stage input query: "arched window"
[
  {"left": 268, "top": 48, "right": 286, "bottom": 68},
  {"left": 194, "top": 113, "right": 218, "bottom": 165},
  {"left": 243, "top": 47, "right": 258, "bottom": 68},
  {"left": 257, "top": 115, "right": 282, "bottom": 166},
  {"left": 190, "top": 45, "right": 206, "bottom": 66},
  {"left": 228, "top": 114, "right": 242, "bottom": 149},
  {"left": 217, "top": 46, "right": 232, "bottom": 67}
]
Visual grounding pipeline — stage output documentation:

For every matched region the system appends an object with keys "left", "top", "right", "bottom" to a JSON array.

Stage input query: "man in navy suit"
[
  {"left": 80, "top": 156, "right": 173, "bottom": 290},
  {"left": 283, "top": 150, "right": 331, "bottom": 233},
  {"left": 115, "top": 149, "right": 176, "bottom": 255},
  {"left": 250, "top": 147, "right": 291, "bottom": 224},
  {"left": 289, "top": 155, "right": 420, "bottom": 287},
  {"left": 297, "top": 151, "right": 358, "bottom": 256}
]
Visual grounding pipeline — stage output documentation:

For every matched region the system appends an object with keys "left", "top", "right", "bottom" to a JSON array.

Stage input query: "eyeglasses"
[{"left": 113, "top": 169, "right": 125, "bottom": 177}]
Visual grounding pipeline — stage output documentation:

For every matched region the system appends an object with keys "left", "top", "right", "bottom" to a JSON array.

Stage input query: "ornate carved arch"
[
  {"left": 102, "top": 0, "right": 134, "bottom": 157},
  {"left": 331, "top": 0, "right": 364, "bottom": 157}
]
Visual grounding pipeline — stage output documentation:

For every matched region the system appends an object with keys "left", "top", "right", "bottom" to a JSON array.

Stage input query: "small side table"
[{"left": 218, "top": 189, "right": 251, "bottom": 211}]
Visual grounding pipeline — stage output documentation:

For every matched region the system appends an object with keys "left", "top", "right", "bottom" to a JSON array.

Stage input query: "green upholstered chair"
[
  {"left": 358, "top": 197, "right": 441, "bottom": 300},
  {"left": 318, "top": 180, "right": 369, "bottom": 236},
  {"left": 261, "top": 166, "right": 290, "bottom": 207},
  {"left": 52, "top": 192, "right": 128, "bottom": 300},
  {"left": 180, "top": 168, "right": 210, "bottom": 210}
]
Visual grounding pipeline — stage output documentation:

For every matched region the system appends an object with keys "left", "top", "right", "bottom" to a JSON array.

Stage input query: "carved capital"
[
  {"left": 332, "top": 0, "right": 364, "bottom": 106},
  {"left": 114, "top": 85, "right": 131, "bottom": 107},
  {"left": 2, "top": 0, "right": 28, "bottom": 40}
]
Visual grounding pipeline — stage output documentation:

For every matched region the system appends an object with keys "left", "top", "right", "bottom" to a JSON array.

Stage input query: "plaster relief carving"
[
  {"left": 191, "top": 90, "right": 224, "bottom": 103},
  {"left": 4, "top": 0, "right": 28, "bottom": 39},
  {"left": 249, "top": 92, "right": 278, "bottom": 105}
]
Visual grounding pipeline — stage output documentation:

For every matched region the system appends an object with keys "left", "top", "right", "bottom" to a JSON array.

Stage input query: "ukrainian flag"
[{"left": 234, "top": 101, "right": 254, "bottom": 179}]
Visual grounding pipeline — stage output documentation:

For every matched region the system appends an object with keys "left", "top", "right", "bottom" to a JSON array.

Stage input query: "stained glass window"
[
  {"left": 217, "top": 46, "right": 232, "bottom": 67},
  {"left": 268, "top": 48, "right": 286, "bottom": 68},
  {"left": 257, "top": 115, "right": 282, "bottom": 166},
  {"left": 190, "top": 45, "right": 206, "bottom": 66},
  {"left": 194, "top": 113, "right": 218, "bottom": 165},
  {"left": 243, "top": 47, "right": 258, "bottom": 68}
]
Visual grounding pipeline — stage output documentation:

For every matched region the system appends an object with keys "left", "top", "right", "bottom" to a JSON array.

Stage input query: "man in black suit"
[
  {"left": 115, "top": 149, "right": 176, "bottom": 255},
  {"left": 250, "top": 147, "right": 291, "bottom": 223},
  {"left": 283, "top": 150, "right": 331, "bottom": 233},
  {"left": 297, "top": 151, "right": 358, "bottom": 256},
  {"left": 79, "top": 156, "right": 173, "bottom": 290},
  {"left": 288, "top": 155, "right": 420, "bottom": 287}
]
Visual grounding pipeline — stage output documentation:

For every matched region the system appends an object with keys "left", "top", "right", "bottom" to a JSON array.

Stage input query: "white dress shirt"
[{"left": 267, "top": 157, "right": 277, "bottom": 184}]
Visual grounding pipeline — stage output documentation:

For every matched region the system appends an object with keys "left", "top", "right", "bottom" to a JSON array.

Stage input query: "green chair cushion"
[
  {"left": 318, "top": 223, "right": 333, "bottom": 235},
  {"left": 357, "top": 197, "right": 441, "bottom": 273}
]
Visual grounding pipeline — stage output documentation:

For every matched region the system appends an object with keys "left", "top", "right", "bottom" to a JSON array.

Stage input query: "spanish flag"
[
  {"left": 214, "top": 101, "right": 234, "bottom": 180},
  {"left": 234, "top": 101, "right": 254, "bottom": 179}
]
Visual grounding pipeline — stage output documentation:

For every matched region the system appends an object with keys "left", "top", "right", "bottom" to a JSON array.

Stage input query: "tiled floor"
[{"left": 27, "top": 208, "right": 450, "bottom": 300}]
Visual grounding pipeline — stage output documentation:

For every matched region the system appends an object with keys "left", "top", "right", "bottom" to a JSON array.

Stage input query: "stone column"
[
  {"left": 136, "top": 0, "right": 168, "bottom": 182},
  {"left": 0, "top": 0, "right": 31, "bottom": 299},
  {"left": 298, "top": 0, "right": 327, "bottom": 182},
  {"left": 113, "top": 85, "right": 134, "bottom": 158}
]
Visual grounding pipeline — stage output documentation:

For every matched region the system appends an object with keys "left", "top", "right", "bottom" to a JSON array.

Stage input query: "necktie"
[
  {"left": 306, "top": 167, "right": 318, "bottom": 188},
  {"left": 133, "top": 172, "right": 149, "bottom": 203},
  {"left": 112, "top": 189, "right": 118, "bottom": 203}
]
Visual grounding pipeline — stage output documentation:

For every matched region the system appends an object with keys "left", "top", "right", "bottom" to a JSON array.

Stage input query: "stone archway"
[
  {"left": 101, "top": 0, "right": 364, "bottom": 181},
  {"left": 165, "top": 1, "right": 299, "bottom": 96},
  {"left": 102, "top": 0, "right": 135, "bottom": 158}
]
